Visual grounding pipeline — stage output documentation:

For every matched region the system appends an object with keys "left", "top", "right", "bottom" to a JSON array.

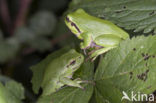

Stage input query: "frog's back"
[
  {"left": 42, "top": 58, "right": 66, "bottom": 82},
  {"left": 82, "top": 18, "right": 129, "bottom": 39},
  {"left": 71, "top": 9, "right": 129, "bottom": 39}
]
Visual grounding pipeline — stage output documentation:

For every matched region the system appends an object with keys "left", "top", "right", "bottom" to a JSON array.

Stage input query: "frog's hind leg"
[
  {"left": 90, "top": 46, "right": 116, "bottom": 61},
  {"left": 90, "top": 34, "right": 121, "bottom": 60}
]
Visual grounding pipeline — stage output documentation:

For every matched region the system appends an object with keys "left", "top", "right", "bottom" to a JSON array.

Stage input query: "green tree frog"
[
  {"left": 65, "top": 9, "right": 129, "bottom": 60},
  {"left": 41, "top": 49, "right": 84, "bottom": 96}
]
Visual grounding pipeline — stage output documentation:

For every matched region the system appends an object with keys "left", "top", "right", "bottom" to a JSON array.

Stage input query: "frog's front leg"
[
  {"left": 90, "top": 34, "right": 122, "bottom": 60},
  {"left": 80, "top": 32, "right": 92, "bottom": 49},
  {"left": 59, "top": 77, "right": 84, "bottom": 89}
]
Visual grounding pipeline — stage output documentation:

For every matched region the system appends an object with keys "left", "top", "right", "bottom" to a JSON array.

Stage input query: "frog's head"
[
  {"left": 65, "top": 9, "right": 87, "bottom": 39},
  {"left": 64, "top": 49, "right": 84, "bottom": 72}
]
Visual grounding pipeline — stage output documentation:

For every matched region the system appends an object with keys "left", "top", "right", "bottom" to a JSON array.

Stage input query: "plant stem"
[{"left": 13, "top": 0, "right": 32, "bottom": 35}]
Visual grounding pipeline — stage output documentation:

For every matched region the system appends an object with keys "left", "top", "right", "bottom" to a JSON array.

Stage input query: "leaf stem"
[{"left": 13, "top": 0, "right": 32, "bottom": 35}]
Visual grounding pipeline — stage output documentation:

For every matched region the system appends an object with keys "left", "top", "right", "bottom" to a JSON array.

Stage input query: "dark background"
[{"left": 0, "top": 0, "right": 72, "bottom": 102}]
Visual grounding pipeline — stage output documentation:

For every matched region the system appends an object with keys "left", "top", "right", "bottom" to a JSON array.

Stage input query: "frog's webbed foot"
[
  {"left": 75, "top": 79, "right": 95, "bottom": 85},
  {"left": 84, "top": 46, "right": 101, "bottom": 61},
  {"left": 60, "top": 77, "right": 84, "bottom": 90},
  {"left": 88, "top": 46, "right": 102, "bottom": 55}
]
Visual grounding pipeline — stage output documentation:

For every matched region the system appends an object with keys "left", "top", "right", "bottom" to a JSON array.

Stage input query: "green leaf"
[
  {"left": 0, "top": 83, "right": 8, "bottom": 103},
  {"left": 38, "top": 84, "right": 93, "bottom": 103},
  {"left": 28, "top": 37, "right": 51, "bottom": 52},
  {"left": 68, "top": 0, "right": 156, "bottom": 34},
  {"left": 94, "top": 35, "right": 156, "bottom": 103},
  {"left": 29, "top": 11, "right": 57, "bottom": 35},
  {"left": 5, "top": 81, "right": 25, "bottom": 100},
  {"left": 0, "top": 37, "right": 19, "bottom": 63},
  {"left": 31, "top": 47, "right": 71, "bottom": 94},
  {"left": 89, "top": 92, "right": 97, "bottom": 103},
  {"left": 37, "top": 61, "right": 94, "bottom": 103},
  {"left": 0, "top": 76, "right": 25, "bottom": 103},
  {"left": 15, "top": 26, "right": 52, "bottom": 52},
  {"left": 14, "top": 26, "right": 36, "bottom": 43}
]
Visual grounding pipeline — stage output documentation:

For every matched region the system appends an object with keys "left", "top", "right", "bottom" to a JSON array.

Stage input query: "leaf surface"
[{"left": 94, "top": 35, "right": 156, "bottom": 103}]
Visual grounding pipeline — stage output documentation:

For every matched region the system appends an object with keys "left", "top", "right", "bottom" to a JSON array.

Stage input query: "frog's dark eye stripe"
[
  {"left": 71, "top": 22, "right": 81, "bottom": 33},
  {"left": 66, "top": 16, "right": 81, "bottom": 33}
]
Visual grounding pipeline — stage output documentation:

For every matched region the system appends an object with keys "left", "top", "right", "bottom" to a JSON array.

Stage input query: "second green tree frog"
[
  {"left": 65, "top": 9, "right": 129, "bottom": 60},
  {"left": 41, "top": 49, "right": 84, "bottom": 96}
]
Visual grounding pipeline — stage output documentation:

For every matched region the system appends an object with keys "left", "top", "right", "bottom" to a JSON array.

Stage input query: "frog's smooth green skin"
[
  {"left": 65, "top": 9, "right": 129, "bottom": 60},
  {"left": 41, "top": 49, "right": 84, "bottom": 96}
]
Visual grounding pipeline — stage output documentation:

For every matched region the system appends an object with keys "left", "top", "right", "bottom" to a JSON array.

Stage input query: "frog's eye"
[
  {"left": 70, "top": 60, "right": 76, "bottom": 65},
  {"left": 66, "top": 60, "right": 76, "bottom": 68}
]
